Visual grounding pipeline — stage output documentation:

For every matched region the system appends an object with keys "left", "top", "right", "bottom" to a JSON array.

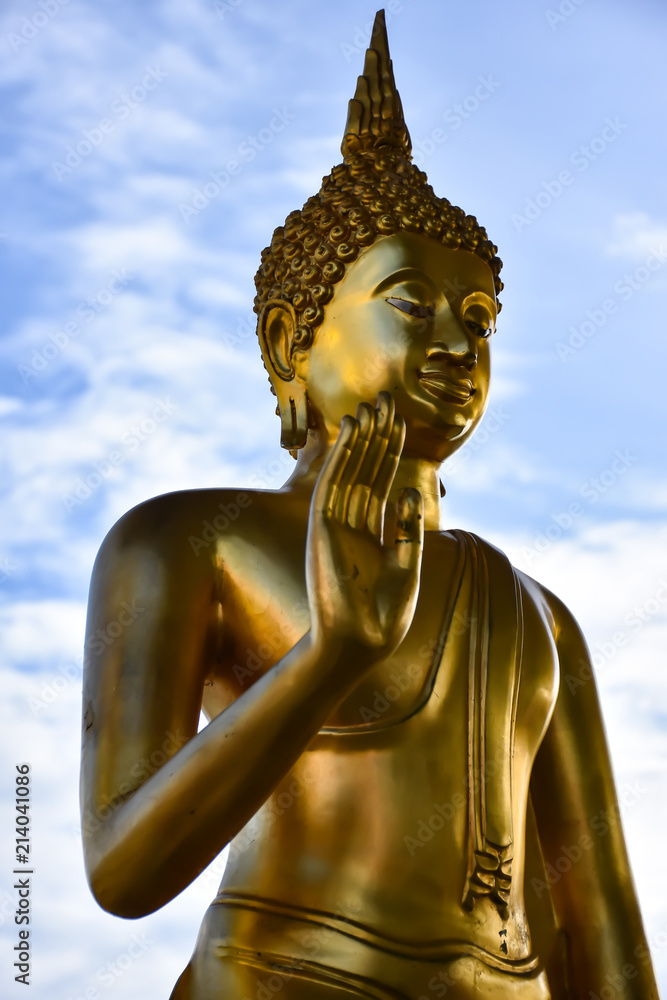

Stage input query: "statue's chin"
[{"left": 401, "top": 412, "right": 484, "bottom": 465}]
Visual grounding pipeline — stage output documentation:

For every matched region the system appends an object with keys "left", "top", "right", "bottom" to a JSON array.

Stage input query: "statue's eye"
[
  {"left": 463, "top": 302, "right": 494, "bottom": 339},
  {"left": 465, "top": 319, "right": 492, "bottom": 339},
  {"left": 386, "top": 297, "right": 434, "bottom": 320}
]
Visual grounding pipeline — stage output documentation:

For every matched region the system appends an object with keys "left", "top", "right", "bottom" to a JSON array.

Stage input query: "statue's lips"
[{"left": 417, "top": 370, "right": 475, "bottom": 403}]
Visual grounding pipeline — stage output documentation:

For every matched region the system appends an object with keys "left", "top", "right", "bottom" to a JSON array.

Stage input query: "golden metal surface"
[{"left": 80, "top": 10, "right": 659, "bottom": 999}]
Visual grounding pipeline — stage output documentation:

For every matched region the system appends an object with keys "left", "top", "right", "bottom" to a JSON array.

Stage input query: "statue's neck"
[{"left": 284, "top": 435, "right": 443, "bottom": 532}]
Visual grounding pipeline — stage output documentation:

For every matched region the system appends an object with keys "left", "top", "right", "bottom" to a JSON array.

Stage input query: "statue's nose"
[
  {"left": 426, "top": 334, "right": 477, "bottom": 371},
  {"left": 425, "top": 303, "right": 478, "bottom": 369}
]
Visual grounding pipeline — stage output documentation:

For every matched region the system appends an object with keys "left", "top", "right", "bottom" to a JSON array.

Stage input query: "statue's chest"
[
  {"left": 202, "top": 530, "right": 558, "bottom": 754},
  {"left": 202, "top": 530, "right": 463, "bottom": 725}
]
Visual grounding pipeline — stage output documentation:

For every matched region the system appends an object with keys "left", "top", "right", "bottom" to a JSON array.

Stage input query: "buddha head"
[{"left": 254, "top": 10, "right": 502, "bottom": 465}]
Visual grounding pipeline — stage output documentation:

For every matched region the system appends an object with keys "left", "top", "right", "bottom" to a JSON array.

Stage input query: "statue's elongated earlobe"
[
  {"left": 280, "top": 379, "right": 309, "bottom": 454},
  {"left": 258, "top": 299, "right": 310, "bottom": 452}
]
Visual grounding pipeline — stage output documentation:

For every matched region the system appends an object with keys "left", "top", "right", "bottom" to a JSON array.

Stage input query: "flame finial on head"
[{"left": 342, "top": 10, "right": 412, "bottom": 160}]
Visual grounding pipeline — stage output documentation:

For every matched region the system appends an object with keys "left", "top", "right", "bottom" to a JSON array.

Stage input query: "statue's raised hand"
[{"left": 306, "top": 392, "right": 424, "bottom": 670}]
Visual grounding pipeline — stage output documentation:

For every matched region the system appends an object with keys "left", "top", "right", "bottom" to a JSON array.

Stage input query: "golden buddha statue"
[{"left": 80, "top": 11, "right": 659, "bottom": 999}]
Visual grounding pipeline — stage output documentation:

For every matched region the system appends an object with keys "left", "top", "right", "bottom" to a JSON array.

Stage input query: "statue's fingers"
[
  {"left": 347, "top": 393, "right": 393, "bottom": 529},
  {"left": 393, "top": 487, "right": 424, "bottom": 572},
  {"left": 312, "top": 415, "right": 358, "bottom": 519},
  {"left": 334, "top": 402, "right": 375, "bottom": 522},
  {"left": 375, "top": 391, "right": 395, "bottom": 433},
  {"left": 366, "top": 417, "right": 405, "bottom": 540}
]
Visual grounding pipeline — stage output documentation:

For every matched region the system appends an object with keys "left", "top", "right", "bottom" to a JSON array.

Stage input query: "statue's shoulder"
[
  {"left": 95, "top": 486, "right": 288, "bottom": 562},
  {"left": 447, "top": 529, "right": 580, "bottom": 642},
  {"left": 513, "top": 564, "right": 583, "bottom": 646}
]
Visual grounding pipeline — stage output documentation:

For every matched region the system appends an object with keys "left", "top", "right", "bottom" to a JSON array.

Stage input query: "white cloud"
[
  {"left": 605, "top": 212, "right": 667, "bottom": 258},
  {"left": 1, "top": 601, "right": 86, "bottom": 668}
]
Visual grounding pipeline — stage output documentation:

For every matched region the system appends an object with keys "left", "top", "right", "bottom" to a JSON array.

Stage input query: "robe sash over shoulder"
[{"left": 453, "top": 531, "right": 524, "bottom": 917}]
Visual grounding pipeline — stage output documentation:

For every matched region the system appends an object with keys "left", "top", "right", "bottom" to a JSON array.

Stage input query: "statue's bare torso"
[{"left": 110, "top": 487, "right": 560, "bottom": 998}]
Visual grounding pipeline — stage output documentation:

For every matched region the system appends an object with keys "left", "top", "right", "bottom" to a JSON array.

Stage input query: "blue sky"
[{"left": 1, "top": 0, "right": 666, "bottom": 997}]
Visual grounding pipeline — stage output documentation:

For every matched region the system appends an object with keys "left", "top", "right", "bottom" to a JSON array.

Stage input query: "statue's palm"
[{"left": 306, "top": 393, "right": 424, "bottom": 665}]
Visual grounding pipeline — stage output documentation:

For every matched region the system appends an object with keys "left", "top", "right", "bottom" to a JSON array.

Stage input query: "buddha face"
[{"left": 297, "top": 231, "right": 497, "bottom": 464}]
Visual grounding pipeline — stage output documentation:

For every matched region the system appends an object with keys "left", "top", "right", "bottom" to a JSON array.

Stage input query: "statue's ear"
[
  {"left": 258, "top": 299, "right": 298, "bottom": 382},
  {"left": 258, "top": 300, "right": 309, "bottom": 452}
]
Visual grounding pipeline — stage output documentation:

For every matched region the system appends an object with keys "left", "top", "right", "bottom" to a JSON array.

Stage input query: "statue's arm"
[
  {"left": 81, "top": 400, "right": 423, "bottom": 919},
  {"left": 80, "top": 498, "right": 354, "bottom": 919},
  {"left": 530, "top": 591, "right": 658, "bottom": 999}
]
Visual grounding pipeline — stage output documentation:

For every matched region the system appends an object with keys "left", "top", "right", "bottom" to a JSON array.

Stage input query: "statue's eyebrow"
[
  {"left": 373, "top": 268, "right": 437, "bottom": 297},
  {"left": 460, "top": 291, "right": 498, "bottom": 321}
]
